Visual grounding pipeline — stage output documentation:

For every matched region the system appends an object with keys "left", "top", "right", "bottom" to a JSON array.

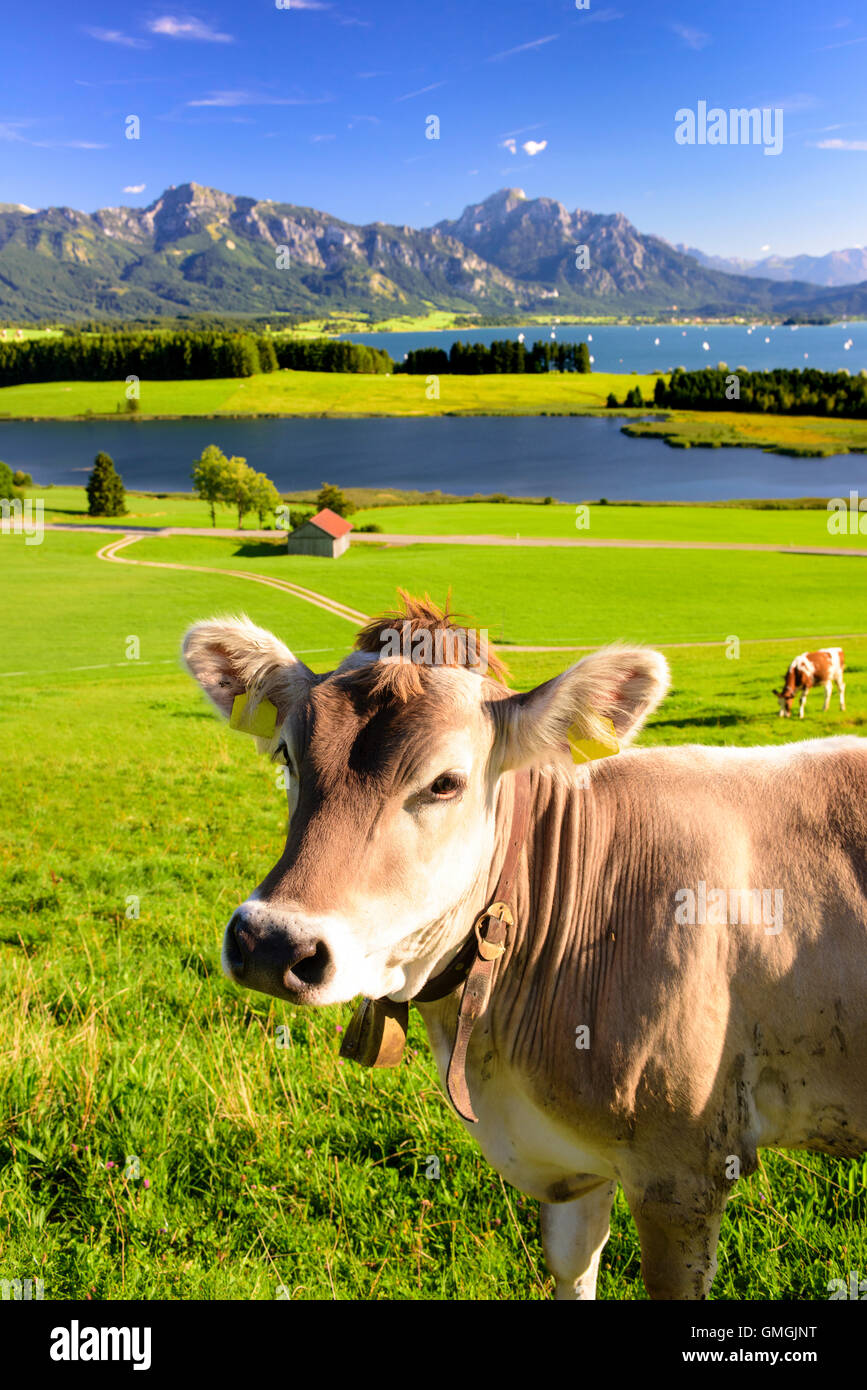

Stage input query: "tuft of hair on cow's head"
[
  {"left": 348, "top": 588, "right": 510, "bottom": 702},
  {"left": 182, "top": 614, "right": 313, "bottom": 735},
  {"left": 494, "top": 644, "right": 671, "bottom": 771}
]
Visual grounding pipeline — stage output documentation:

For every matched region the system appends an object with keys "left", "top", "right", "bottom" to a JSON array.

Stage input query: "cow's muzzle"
[{"left": 223, "top": 903, "right": 335, "bottom": 1002}]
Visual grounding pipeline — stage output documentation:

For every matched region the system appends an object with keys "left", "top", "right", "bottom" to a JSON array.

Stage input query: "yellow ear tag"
[
  {"left": 567, "top": 716, "right": 619, "bottom": 764},
  {"left": 229, "top": 693, "right": 278, "bottom": 739}
]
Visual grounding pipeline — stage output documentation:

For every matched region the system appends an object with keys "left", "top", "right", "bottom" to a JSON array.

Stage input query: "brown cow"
[
  {"left": 183, "top": 598, "right": 867, "bottom": 1300},
  {"left": 773, "top": 647, "right": 846, "bottom": 719}
]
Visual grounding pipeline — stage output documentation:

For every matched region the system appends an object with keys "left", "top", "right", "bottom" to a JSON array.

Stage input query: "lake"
[
  {"left": 341, "top": 322, "right": 867, "bottom": 374},
  {"left": 3, "top": 417, "right": 865, "bottom": 502}
]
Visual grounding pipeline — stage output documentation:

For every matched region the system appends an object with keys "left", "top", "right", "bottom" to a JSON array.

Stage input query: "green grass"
[
  {"left": 0, "top": 326, "right": 64, "bottom": 340},
  {"left": 28, "top": 486, "right": 867, "bottom": 550},
  {"left": 3, "top": 369, "right": 865, "bottom": 456},
  {"left": 624, "top": 410, "right": 867, "bottom": 457},
  {"left": 0, "top": 368, "right": 662, "bottom": 419},
  {"left": 124, "top": 531, "right": 867, "bottom": 649},
  {"left": 349, "top": 501, "right": 867, "bottom": 547},
  {"left": 1, "top": 529, "right": 865, "bottom": 1299},
  {"left": 28, "top": 486, "right": 274, "bottom": 532},
  {"left": 291, "top": 310, "right": 470, "bottom": 335}
]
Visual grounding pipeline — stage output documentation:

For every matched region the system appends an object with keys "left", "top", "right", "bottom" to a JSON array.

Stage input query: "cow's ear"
[
  {"left": 495, "top": 645, "right": 669, "bottom": 771},
  {"left": 182, "top": 616, "right": 312, "bottom": 725}
]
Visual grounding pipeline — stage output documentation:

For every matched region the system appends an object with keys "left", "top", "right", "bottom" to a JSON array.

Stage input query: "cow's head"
[
  {"left": 183, "top": 596, "right": 669, "bottom": 1006},
  {"left": 773, "top": 681, "right": 795, "bottom": 717}
]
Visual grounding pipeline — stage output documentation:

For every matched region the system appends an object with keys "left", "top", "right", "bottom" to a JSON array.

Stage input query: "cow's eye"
[{"left": 429, "top": 772, "right": 466, "bottom": 800}]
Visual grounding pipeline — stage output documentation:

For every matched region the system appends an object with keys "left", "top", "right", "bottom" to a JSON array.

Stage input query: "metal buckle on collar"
[{"left": 474, "top": 901, "right": 513, "bottom": 960}]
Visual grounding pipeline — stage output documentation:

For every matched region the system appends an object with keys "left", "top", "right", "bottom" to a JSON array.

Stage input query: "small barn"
[{"left": 286, "top": 507, "right": 353, "bottom": 558}]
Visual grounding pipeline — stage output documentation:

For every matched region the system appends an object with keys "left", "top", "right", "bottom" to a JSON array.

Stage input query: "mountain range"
[
  {"left": 675, "top": 242, "right": 867, "bottom": 288},
  {"left": 0, "top": 182, "right": 863, "bottom": 323}
]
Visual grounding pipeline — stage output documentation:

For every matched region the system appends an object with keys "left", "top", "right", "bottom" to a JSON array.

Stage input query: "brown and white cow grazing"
[
  {"left": 774, "top": 647, "right": 845, "bottom": 719},
  {"left": 183, "top": 597, "right": 867, "bottom": 1300}
]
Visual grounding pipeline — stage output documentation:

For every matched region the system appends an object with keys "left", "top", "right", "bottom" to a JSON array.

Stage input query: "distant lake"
[
  {"left": 3, "top": 417, "right": 865, "bottom": 503},
  {"left": 340, "top": 322, "right": 867, "bottom": 375}
]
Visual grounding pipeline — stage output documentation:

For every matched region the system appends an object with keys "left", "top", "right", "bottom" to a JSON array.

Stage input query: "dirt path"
[
  {"left": 352, "top": 534, "right": 867, "bottom": 555},
  {"left": 93, "top": 534, "right": 867, "bottom": 658},
  {"left": 47, "top": 522, "right": 867, "bottom": 557},
  {"left": 96, "top": 535, "right": 368, "bottom": 626}
]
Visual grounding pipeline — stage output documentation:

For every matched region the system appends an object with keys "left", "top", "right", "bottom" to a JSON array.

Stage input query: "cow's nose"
[{"left": 224, "top": 909, "right": 334, "bottom": 998}]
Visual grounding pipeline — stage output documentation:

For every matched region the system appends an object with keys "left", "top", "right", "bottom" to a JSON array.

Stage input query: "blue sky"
[{"left": 2, "top": 1, "right": 865, "bottom": 257}]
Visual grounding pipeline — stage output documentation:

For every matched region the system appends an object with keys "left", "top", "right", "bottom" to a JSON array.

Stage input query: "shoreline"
[
  {"left": 301, "top": 314, "right": 865, "bottom": 334},
  {"left": 2, "top": 406, "right": 865, "bottom": 459}
]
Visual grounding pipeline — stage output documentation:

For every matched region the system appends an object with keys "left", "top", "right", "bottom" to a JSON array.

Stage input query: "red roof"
[{"left": 308, "top": 507, "right": 354, "bottom": 539}]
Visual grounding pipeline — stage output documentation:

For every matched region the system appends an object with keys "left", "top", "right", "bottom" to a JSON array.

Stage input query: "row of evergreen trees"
[
  {"left": 272, "top": 338, "right": 393, "bottom": 374},
  {"left": 397, "top": 339, "right": 592, "bottom": 375},
  {"left": 0, "top": 332, "right": 394, "bottom": 386},
  {"left": 654, "top": 366, "right": 867, "bottom": 418}
]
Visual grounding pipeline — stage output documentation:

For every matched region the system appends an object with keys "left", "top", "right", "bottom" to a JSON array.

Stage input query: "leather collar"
[{"left": 413, "top": 770, "right": 532, "bottom": 1121}]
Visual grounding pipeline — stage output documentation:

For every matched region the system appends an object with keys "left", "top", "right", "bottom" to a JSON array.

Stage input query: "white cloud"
[
  {"left": 311, "top": 133, "right": 335, "bottom": 142},
  {"left": 84, "top": 27, "right": 149, "bottom": 48},
  {"left": 760, "top": 243, "right": 771, "bottom": 251},
  {"left": 188, "top": 89, "right": 332, "bottom": 107},
  {"left": 819, "top": 34, "right": 867, "bottom": 51},
  {"left": 812, "top": 138, "right": 867, "bottom": 150},
  {"left": 124, "top": 184, "right": 147, "bottom": 193},
  {"left": 764, "top": 92, "right": 818, "bottom": 113},
  {"left": 500, "top": 123, "right": 545, "bottom": 139},
  {"left": 671, "top": 23, "right": 710, "bottom": 50},
  {"left": 487, "top": 34, "right": 558, "bottom": 62},
  {"left": 394, "top": 80, "right": 447, "bottom": 102},
  {"left": 148, "top": 15, "right": 233, "bottom": 43},
  {"left": 522, "top": 139, "right": 547, "bottom": 156},
  {"left": 0, "top": 123, "right": 106, "bottom": 149},
  {"left": 501, "top": 138, "right": 517, "bottom": 154}
]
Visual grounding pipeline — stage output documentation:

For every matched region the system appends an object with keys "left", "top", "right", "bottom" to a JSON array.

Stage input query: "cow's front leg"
[
  {"left": 799, "top": 690, "right": 808, "bottom": 719},
  {"left": 823, "top": 681, "right": 832, "bottom": 712},
  {"left": 625, "top": 1179, "right": 727, "bottom": 1300},
  {"left": 839, "top": 678, "right": 846, "bottom": 711},
  {"left": 540, "top": 1180, "right": 617, "bottom": 1300}
]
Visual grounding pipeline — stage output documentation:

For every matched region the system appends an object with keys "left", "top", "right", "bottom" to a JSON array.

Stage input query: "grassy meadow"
[
  {"left": 22, "top": 485, "right": 867, "bottom": 550},
  {"left": 2, "top": 368, "right": 865, "bottom": 456},
  {"left": 624, "top": 410, "right": 867, "bottom": 458},
  {"left": 29, "top": 485, "right": 271, "bottom": 532},
  {"left": 124, "top": 531, "right": 867, "bottom": 650},
  {"left": 1, "top": 527, "right": 866, "bottom": 1300},
  {"left": 349, "top": 501, "right": 867, "bottom": 547},
  {"left": 0, "top": 368, "right": 661, "bottom": 419}
]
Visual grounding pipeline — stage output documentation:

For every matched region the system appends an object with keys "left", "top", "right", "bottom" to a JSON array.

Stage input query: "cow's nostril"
[
  {"left": 225, "top": 913, "right": 246, "bottom": 974},
  {"left": 290, "top": 940, "right": 332, "bottom": 988}
]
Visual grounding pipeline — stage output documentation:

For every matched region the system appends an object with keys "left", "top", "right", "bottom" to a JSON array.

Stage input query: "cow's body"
[
  {"left": 420, "top": 739, "right": 867, "bottom": 1296},
  {"left": 775, "top": 646, "right": 845, "bottom": 718},
  {"left": 183, "top": 601, "right": 867, "bottom": 1299}
]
